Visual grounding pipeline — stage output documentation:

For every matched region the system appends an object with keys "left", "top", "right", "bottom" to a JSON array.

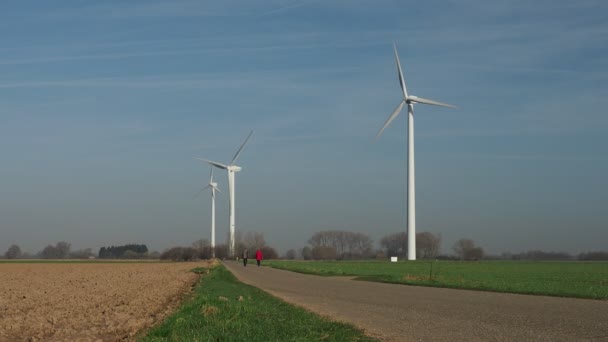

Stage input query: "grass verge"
[
  {"left": 140, "top": 264, "right": 376, "bottom": 341},
  {"left": 265, "top": 260, "right": 608, "bottom": 300},
  {"left": 0, "top": 259, "right": 164, "bottom": 263}
]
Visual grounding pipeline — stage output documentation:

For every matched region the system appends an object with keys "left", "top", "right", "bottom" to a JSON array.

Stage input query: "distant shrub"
[
  {"left": 311, "top": 246, "right": 337, "bottom": 260},
  {"left": 160, "top": 247, "right": 197, "bottom": 261},
  {"left": 4, "top": 245, "right": 22, "bottom": 259},
  {"left": 514, "top": 250, "right": 573, "bottom": 261},
  {"left": 39, "top": 242, "right": 71, "bottom": 259},
  {"left": 260, "top": 246, "right": 279, "bottom": 260},
  {"left": 214, "top": 244, "right": 229, "bottom": 259},
  {"left": 301, "top": 246, "right": 312, "bottom": 260},
  {"left": 284, "top": 249, "right": 296, "bottom": 260},
  {"left": 69, "top": 248, "right": 94, "bottom": 259},
  {"left": 453, "top": 239, "right": 484, "bottom": 261},
  {"left": 578, "top": 251, "right": 608, "bottom": 261},
  {"left": 148, "top": 251, "right": 161, "bottom": 259}
]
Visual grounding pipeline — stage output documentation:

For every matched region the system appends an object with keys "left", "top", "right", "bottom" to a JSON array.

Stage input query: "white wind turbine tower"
[
  {"left": 376, "top": 44, "right": 456, "bottom": 261},
  {"left": 196, "top": 130, "right": 254, "bottom": 258},
  {"left": 195, "top": 168, "right": 221, "bottom": 258}
]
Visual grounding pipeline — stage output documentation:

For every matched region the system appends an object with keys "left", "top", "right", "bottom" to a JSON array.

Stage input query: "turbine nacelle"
[
  {"left": 406, "top": 95, "right": 456, "bottom": 109},
  {"left": 195, "top": 130, "right": 253, "bottom": 173}
]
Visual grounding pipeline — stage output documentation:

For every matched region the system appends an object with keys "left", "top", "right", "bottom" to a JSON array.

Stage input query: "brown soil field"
[{"left": 0, "top": 261, "right": 211, "bottom": 341}]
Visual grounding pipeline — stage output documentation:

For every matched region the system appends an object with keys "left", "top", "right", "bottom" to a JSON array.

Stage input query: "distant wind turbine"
[
  {"left": 376, "top": 44, "right": 456, "bottom": 261},
  {"left": 195, "top": 168, "right": 221, "bottom": 258},
  {"left": 196, "top": 130, "right": 254, "bottom": 258}
]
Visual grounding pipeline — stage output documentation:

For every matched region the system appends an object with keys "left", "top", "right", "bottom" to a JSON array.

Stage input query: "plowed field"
[{"left": 0, "top": 261, "right": 210, "bottom": 341}]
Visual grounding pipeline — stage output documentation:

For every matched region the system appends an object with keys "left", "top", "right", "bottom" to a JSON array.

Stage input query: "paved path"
[{"left": 223, "top": 261, "right": 608, "bottom": 341}]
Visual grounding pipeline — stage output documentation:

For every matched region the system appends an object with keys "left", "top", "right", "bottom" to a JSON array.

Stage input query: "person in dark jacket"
[
  {"left": 242, "top": 248, "right": 248, "bottom": 267},
  {"left": 255, "top": 249, "right": 263, "bottom": 267}
]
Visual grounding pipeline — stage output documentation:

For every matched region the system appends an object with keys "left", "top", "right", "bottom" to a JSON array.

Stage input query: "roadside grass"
[
  {"left": 265, "top": 260, "right": 608, "bottom": 300},
  {"left": 140, "top": 264, "right": 376, "bottom": 342},
  {"left": 0, "top": 259, "right": 164, "bottom": 263}
]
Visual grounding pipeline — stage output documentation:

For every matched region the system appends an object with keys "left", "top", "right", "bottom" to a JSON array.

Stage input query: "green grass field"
[
  {"left": 264, "top": 260, "right": 608, "bottom": 300},
  {"left": 141, "top": 264, "right": 376, "bottom": 341}
]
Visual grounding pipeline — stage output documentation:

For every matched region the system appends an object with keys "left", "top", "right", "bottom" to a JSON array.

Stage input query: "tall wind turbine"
[
  {"left": 376, "top": 44, "right": 456, "bottom": 261},
  {"left": 195, "top": 168, "right": 221, "bottom": 258},
  {"left": 196, "top": 130, "right": 254, "bottom": 258}
]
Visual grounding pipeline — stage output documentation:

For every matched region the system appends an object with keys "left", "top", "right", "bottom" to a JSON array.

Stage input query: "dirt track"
[
  {"left": 0, "top": 261, "right": 209, "bottom": 341},
  {"left": 223, "top": 261, "right": 608, "bottom": 341}
]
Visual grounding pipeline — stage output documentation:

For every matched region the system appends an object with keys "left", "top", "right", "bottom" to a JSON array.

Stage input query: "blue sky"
[{"left": 1, "top": 1, "right": 607, "bottom": 255}]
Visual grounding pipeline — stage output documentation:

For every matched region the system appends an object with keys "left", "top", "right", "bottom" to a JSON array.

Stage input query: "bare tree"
[
  {"left": 4, "top": 245, "right": 22, "bottom": 259},
  {"left": 312, "top": 246, "right": 337, "bottom": 260},
  {"left": 40, "top": 242, "right": 71, "bottom": 259},
  {"left": 380, "top": 232, "right": 407, "bottom": 258},
  {"left": 69, "top": 248, "right": 94, "bottom": 259},
  {"left": 56, "top": 241, "right": 71, "bottom": 259},
  {"left": 192, "top": 239, "right": 210, "bottom": 250},
  {"left": 244, "top": 231, "right": 266, "bottom": 250},
  {"left": 260, "top": 246, "right": 278, "bottom": 259},
  {"left": 301, "top": 246, "right": 312, "bottom": 260},
  {"left": 308, "top": 230, "right": 373, "bottom": 259},
  {"left": 578, "top": 251, "right": 608, "bottom": 261},
  {"left": 214, "top": 244, "right": 229, "bottom": 259},
  {"left": 230, "top": 231, "right": 246, "bottom": 259},
  {"left": 381, "top": 232, "right": 441, "bottom": 259},
  {"left": 285, "top": 249, "right": 296, "bottom": 260},
  {"left": 453, "top": 239, "right": 484, "bottom": 260},
  {"left": 192, "top": 239, "right": 215, "bottom": 259},
  {"left": 416, "top": 232, "right": 441, "bottom": 259}
]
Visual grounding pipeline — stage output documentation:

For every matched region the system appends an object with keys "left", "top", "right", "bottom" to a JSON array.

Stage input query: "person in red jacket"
[{"left": 255, "top": 249, "right": 263, "bottom": 267}]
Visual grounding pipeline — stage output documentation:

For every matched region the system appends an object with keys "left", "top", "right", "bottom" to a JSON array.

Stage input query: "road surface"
[{"left": 223, "top": 261, "right": 608, "bottom": 341}]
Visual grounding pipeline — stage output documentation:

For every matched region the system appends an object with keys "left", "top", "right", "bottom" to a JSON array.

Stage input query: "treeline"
[
  {"left": 160, "top": 243, "right": 228, "bottom": 261},
  {"left": 381, "top": 232, "right": 442, "bottom": 259},
  {"left": 39, "top": 241, "right": 72, "bottom": 259},
  {"left": 300, "top": 230, "right": 442, "bottom": 260},
  {"left": 4, "top": 239, "right": 607, "bottom": 262},
  {"left": 99, "top": 244, "right": 149, "bottom": 259},
  {"left": 1, "top": 242, "right": 158, "bottom": 260},
  {"left": 501, "top": 250, "right": 608, "bottom": 261},
  {"left": 159, "top": 232, "right": 279, "bottom": 261},
  {"left": 308, "top": 230, "right": 373, "bottom": 260}
]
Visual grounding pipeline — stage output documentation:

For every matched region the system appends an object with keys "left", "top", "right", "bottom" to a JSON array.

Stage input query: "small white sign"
[{"left": 390, "top": 256, "right": 398, "bottom": 262}]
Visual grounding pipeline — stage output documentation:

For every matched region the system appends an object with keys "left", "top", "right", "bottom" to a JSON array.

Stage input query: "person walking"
[
  {"left": 242, "top": 248, "right": 248, "bottom": 267},
  {"left": 255, "top": 249, "right": 263, "bottom": 267}
]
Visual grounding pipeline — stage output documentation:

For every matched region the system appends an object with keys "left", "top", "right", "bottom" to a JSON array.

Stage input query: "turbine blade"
[
  {"left": 408, "top": 95, "right": 457, "bottom": 108},
  {"left": 393, "top": 43, "right": 408, "bottom": 99},
  {"left": 195, "top": 158, "right": 228, "bottom": 170},
  {"left": 209, "top": 168, "right": 214, "bottom": 182},
  {"left": 230, "top": 130, "right": 254, "bottom": 165},
  {"left": 214, "top": 186, "right": 222, "bottom": 195},
  {"left": 376, "top": 100, "right": 406, "bottom": 139},
  {"left": 193, "top": 185, "right": 211, "bottom": 199}
]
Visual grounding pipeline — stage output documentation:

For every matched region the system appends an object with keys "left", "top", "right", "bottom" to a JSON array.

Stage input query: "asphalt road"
[{"left": 223, "top": 261, "right": 608, "bottom": 341}]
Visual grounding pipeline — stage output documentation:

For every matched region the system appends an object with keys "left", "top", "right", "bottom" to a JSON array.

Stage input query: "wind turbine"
[
  {"left": 376, "top": 44, "right": 456, "bottom": 261},
  {"left": 196, "top": 130, "right": 254, "bottom": 258},
  {"left": 195, "top": 168, "right": 221, "bottom": 258}
]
